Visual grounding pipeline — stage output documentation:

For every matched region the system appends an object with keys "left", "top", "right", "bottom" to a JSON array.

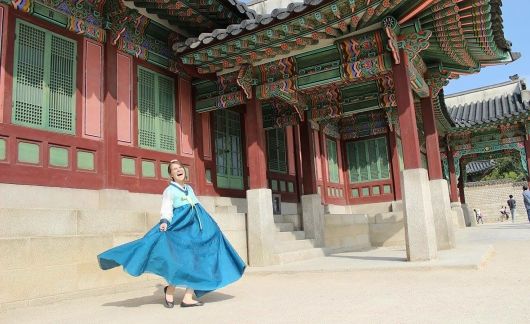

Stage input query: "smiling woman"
[{"left": 97, "top": 158, "right": 246, "bottom": 308}]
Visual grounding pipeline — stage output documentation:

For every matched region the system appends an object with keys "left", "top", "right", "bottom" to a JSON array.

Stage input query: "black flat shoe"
[
  {"left": 180, "top": 301, "right": 204, "bottom": 308},
  {"left": 163, "top": 286, "right": 174, "bottom": 308}
]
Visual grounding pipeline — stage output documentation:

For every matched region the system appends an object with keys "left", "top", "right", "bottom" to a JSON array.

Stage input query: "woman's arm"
[{"left": 159, "top": 188, "right": 173, "bottom": 231}]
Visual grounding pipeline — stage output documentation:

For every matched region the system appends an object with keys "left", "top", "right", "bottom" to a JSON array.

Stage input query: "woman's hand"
[{"left": 159, "top": 223, "right": 168, "bottom": 231}]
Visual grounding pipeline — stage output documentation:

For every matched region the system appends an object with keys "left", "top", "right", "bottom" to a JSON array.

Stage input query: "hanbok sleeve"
[{"left": 160, "top": 187, "right": 173, "bottom": 223}]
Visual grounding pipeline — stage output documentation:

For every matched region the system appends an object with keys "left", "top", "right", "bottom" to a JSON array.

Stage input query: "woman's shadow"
[{"left": 102, "top": 285, "right": 234, "bottom": 307}]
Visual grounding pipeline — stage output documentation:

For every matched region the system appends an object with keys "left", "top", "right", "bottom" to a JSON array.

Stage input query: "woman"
[{"left": 98, "top": 159, "right": 246, "bottom": 308}]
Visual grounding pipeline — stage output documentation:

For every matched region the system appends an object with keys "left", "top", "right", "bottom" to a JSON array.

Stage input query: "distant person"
[
  {"left": 499, "top": 206, "right": 509, "bottom": 222},
  {"left": 507, "top": 195, "right": 517, "bottom": 223},
  {"left": 523, "top": 186, "right": 530, "bottom": 223},
  {"left": 474, "top": 208, "right": 484, "bottom": 224}
]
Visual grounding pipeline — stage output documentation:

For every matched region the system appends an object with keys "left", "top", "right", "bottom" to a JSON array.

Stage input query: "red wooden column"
[
  {"left": 388, "top": 129, "right": 402, "bottom": 200},
  {"left": 299, "top": 117, "right": 318, "bottom": 195},
  {"left": 421, "top": 90, "right": 443, "bottom": 180},
  {"left": 103, "top": 40, "right": 119, "bottom": 188},
  {"left": 244, "top": 90, "right": 268, "bottom": 189},
  {"left": 392, "top": 50, "right": 422, "bottom": 169},
  {"left": 447, "top": 150, "right": 459, "bottom": 202},
  {"left": 525, "top": 134, "right": 530, "bottom": 187},
  {"left": 193, "top": 110, "right": 206, "bottom": 195},
  {"left": 319, "top": 130, "right": 329, "bottom": 202}
]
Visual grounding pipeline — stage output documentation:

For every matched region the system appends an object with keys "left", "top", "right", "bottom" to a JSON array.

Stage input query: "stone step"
[
  {"left": 0, "top": 208, "right": 148, "bottom": 238},
  {"left": 273, "top": 214, "right": 300, "bottom": 226},
  {"left": 275, "top": 231, "right": 305, "bottom": 241},
  {"left": 273, "top": 247, "right": 326, "bottom": 265},
  {"left": 273, "top": 214, "right": 286, "bottom": 223},
  {"left": 0, "top": 233, "right": 145, "bottom": 271},
  {"left": 274, "top": 239, "right": 315, "bottom": 253},
  {"left": 275, "top": 222, "right": 294, "bottom": 232},
  {"left": 324, "top": 214, "right": 368, "bottom": 225},
  {"left": 215, "top": 206, "right": 238, "bottom": 214}
]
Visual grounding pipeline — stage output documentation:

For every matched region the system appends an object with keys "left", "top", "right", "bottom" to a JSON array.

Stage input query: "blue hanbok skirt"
[{"left": 97, "top": 204, "right": 246, "bottom": 297}]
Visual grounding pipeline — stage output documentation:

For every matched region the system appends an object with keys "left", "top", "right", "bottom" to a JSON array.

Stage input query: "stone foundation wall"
[
  {"left": 323, "top": 214, "right": 370, "bottom": 252},
  {"left": 0, "top": 184, "right": 248, "bottom": 311},
  {"left": 464, "top": 180, "right": 527, "bottom": 223}
]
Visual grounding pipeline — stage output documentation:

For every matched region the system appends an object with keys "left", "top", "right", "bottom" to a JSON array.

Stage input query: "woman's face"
[{"left": 170, "top": 163, "right": 186, "bottom": 183}]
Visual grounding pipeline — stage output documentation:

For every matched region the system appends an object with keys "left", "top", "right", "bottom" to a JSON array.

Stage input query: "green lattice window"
[
  {"left": 326, "top": 138, "right": 339, "bottom": 183},
  {"left": 346, "top": 137, "right": 390, "bottom": 183},
  {"left": 137, "top": 67, "right": 176, "bottom": 152},
  {"left": 266, "top": 128, "right": 287, "bottom": 173},
  {"left": 12, "top": 20, "right": 77, "bottom": 134}
]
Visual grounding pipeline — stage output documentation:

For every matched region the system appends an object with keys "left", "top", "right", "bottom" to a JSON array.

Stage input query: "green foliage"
[{"left": 478, "top": 156, "right": 527, "bottom": 182}]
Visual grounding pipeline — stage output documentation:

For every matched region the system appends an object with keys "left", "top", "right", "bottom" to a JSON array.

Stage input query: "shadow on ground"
[
  {"left": 102, "top": 286, "right": 234, "bottom": 307},
  {"left": 328, "top": 255, "right": 407, "bottom": 262}
]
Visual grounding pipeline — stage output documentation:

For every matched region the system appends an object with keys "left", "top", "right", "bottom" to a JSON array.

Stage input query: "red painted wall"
[
  {"left": 0, "top": 5, "right": 5, "bottom": 124},
  {"left": 116, "top": 52, "right": 133, "bottom": 145},
  {"left": 178, "top": 77, "right": 194, "bottom": 157},
  {"left": 83, "top": 39, "right": 103, "bottom": 140}
]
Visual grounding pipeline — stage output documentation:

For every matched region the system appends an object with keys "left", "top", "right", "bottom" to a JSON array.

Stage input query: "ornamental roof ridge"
[{"left": 445, "top": 79, "right": 522, "bottom": 99}]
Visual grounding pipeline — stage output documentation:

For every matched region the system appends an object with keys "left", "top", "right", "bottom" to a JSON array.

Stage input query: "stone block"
[
  {"left": 0, "top": 184, "right": 99, "bottom": 209},
  {"left": 0, "top": 209, "right": 77, "bottom": 237},
  {"left": 246, "top": 189, "right": 276, "bottom": 266},
  {"left": 127, "top": 192, "right": 161, "bottom": 212},
  {"left": 400, "top": 168, "right": 438, "bottom": 261},
  {"left": 112, "top": 234, "right": 144, "bottom": 247},
  {"left": 211, "top": 213, "right": 246, "bottom": 231},
  {"left": 77, "top": 210, "right": 147, "bottom": 235},
  {"left": 324, "top": 214, "right": 343, "bottom": 226},
  {"left": 391, "top": 200, "right": 403, "bottom": 212},
  {"left": 369, "top": 223, "right": 405, "bottom": 247},
  {"left": 450, "top": 202, "right": 467, "bottom": 228},
  {"left": 325, "top": 204, "right": 348, "bottom": 214},
  {"left": 282, "top": 214, "right": 302, "bottom": 230},
  {"left": 462, "top": 204, "right": 477, "bottom": 227},
  {"left": 197, "top": 196, "right": 216, "bottom": 214},
  {"left": 0, "top": 238, "right": 31, "bottom": 270},
  {"left": 342, "top": 214, "right": 369, "bottom": 225},
  {"left": 348, "top": 201, "right": 392, "bottom": 215},
  {"left": 76, "top": 262, "right": 144, "bottom": 291},
  {"left": 429, "top": 179, "right": 456, "bottom": 250},
  {"left": 30, "top": 236, "right": 82, "bottom": 267},
  {"left": 146, "top": 212, "right": 161, "bottom": 228},
  {"left": 375, "top": 212, "right": 403, "bottom": 224},
  {"left": 222, "top": 231, "right": 248, "bottom": 264},
  {"left": 215, "top": 206, "right": 238, "bottom": 214},
  {"left": 302, "top": 194, "right": 325, "bottom": 246},
  {"left": 0, "top": 264, "right": 79, "bottom": 304},
  {"left": 280, "top": 202, "right": 298, "bottom": 215}
]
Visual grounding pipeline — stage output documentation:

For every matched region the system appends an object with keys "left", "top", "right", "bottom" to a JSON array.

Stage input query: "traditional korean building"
[
  {"left": 0, "top": 0, "right": 523, "bottom": 293},
  {"left": 443, "top": 77, "right": 530, "bottom": 225}
]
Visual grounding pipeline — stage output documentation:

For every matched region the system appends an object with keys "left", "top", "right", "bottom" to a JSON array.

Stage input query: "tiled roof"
[
  {"left": 445, "top": 80, "right": 530, "bottom": 128},
  {"left": 466, "top": 160, "right": 495, "bottom": 175},
  {"left": 447, "top": 94, "right": 530, "bottom": 128},
  {"left": 127, "top": 0, "right": 257, "bottom": 37},
  {"left": 174, "top": 0, "right": 326, "bottom": 53}
]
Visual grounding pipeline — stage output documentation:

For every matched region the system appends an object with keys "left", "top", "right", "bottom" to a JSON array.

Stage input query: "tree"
[{"left": 478, "top": 155, "right": 526, "bottom": 182}]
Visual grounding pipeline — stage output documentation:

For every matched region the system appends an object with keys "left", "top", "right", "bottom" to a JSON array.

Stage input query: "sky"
[{"left": 444, "top": 1, "right": 530, "bottom": 95}]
